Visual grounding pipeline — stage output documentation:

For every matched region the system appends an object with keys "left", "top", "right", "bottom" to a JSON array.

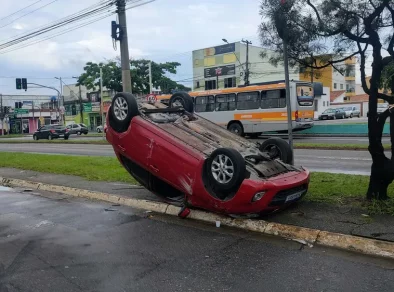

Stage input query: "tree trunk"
[{"left": 366, "top": 110, "right": 394, "bottom": 200}]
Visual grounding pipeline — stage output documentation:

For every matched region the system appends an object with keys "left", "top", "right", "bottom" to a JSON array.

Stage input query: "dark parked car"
[
  {"left": 318, "top": 108, "right": 346, "bottom": 120},
  {"left": 106, "top": 92, "right": 310, "bottom": 218},
  {"left": 33, "top": 125, "right": 70, "bottom": 140},
  {"left": 67, "top": 123, "right": 89, "bottom": 135}
]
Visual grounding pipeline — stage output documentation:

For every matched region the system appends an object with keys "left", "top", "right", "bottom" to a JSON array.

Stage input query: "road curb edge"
[{"left": 2, "top": 177, "right": 394, "bottom": 259}]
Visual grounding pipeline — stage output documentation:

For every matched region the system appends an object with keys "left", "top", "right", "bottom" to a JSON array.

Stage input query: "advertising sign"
[
  {"left": 83, "top": 103, "right": 92, "bottom": 112},
  {"left": 204, "top": 64, "right": 235, "bottom": 78},
  {"left": 91, "top": 102, "right": 101, "bottom": 112},
  {"left": 204, "top": 43, "right": 235, "bottom": 56},
  {"left": 297, "top": 85, "right": 314, "bottom": 106}
]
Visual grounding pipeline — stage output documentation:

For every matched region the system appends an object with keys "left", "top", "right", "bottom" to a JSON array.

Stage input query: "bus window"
[
  {"left": 195, "top": 95, "right": 215, "bottom": 112},
  {"left": 215, "top": 93, "right": 236, "bottom": 111},
  {"left": 237, "top": 91, "right": 260, "bottom": 110},
  {"left": 261, "top": 89, "right": 286, "bottom": 109},
  {"left": 297, "top": 85, "right": 314, "bottom": 106}
]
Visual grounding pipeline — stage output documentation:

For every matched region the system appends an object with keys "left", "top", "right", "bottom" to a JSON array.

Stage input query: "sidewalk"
[{"left": 1, "top": 167, "right": 394, "bottom": 242}]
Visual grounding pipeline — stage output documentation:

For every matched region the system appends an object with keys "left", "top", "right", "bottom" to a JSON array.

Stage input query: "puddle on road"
[{"left": 0, "top": 186, "right": 13, "bottom": 192}]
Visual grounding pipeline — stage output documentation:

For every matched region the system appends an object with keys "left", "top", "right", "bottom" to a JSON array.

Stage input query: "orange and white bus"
[{"left": 156, "top": 80, "right": 315, "bottom": 137}]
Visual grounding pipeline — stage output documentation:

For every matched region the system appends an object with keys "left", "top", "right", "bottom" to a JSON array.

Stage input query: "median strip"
[{"left": 2, "top": 176, "right": 394, "bottom": 260}]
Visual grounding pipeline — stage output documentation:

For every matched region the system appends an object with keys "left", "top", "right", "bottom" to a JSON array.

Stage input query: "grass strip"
[
  {"left": 0, "top": 152, "right": 136, "bottom": 184},
  {"left": 1, "top": 152, "right": 394, "bottom": 214}
]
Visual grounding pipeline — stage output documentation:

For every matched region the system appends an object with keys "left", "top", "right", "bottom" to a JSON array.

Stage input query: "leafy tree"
[
  {"left": 259, "top": 0, "right": 394, "bottom": 200},
  {"left": 77, "top": 58, "right": 190, "bottom": 94}
]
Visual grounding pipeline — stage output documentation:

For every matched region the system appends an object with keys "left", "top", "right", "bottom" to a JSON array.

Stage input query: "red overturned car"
[{"left": 106, "top": 92, "right": 310, "bottom": 218}]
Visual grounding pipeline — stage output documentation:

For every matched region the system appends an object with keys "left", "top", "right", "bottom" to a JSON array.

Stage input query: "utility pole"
[
  {"left": 242, "top": 39, "right": 252, "bottom": 86},
  {"left": 117, "top": 0, "right": 132, "bottom": 93},
  {"left": 78, "top": 84, "right": 83, "bottom": 124},
  {"left": 283, "top": 38, "right": 294, "bottom": 165},
  {"left": 148, "top": 61, "right": 153, "bottom": 94},
  {"left": 0, "top": 94, "right": 3, "bottom": 136},
  {"left": 100, "top": 67, "right": 105, "bottom": 140}
]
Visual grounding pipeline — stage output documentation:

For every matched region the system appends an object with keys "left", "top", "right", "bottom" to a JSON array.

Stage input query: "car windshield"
[
  {"left": 80, "top": 124, "right": 87, "bottom": 127},
  {"left": 378, "top": 104, "right": 388, "bottom": 108}
]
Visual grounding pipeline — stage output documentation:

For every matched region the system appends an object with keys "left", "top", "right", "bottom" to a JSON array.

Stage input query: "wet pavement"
[{"left": 1, "top": 186, "right": 394, "bottom": 292}]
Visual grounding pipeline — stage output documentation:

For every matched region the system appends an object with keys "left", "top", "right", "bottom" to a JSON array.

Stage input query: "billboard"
[
  {"left": 204, "top": 43, "right": 235, "bottom": 56},
  {"left": 204, "top": 64, "right": 236, "bottom": 78}
]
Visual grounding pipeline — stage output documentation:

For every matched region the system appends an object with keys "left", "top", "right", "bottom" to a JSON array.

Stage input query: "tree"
[
  {"left": 259, "top": 0, "right": 394, "bottom": 200},
  {"left": 77, "top": 58, "right": 190, "bottom": 94}
]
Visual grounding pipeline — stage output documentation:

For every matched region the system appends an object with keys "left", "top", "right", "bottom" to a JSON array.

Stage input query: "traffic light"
[
  {"left": 16, "top": 78, "right": 21, "bottom": 90},
  {"left": 15, "top": 102, "right": 22, "bottom": 109},
  {"left": 4, "top": 106, "right": 10, "bottom": 114},
  {"left": 22, "top": 78, "right": 27, "bottom": 90}
]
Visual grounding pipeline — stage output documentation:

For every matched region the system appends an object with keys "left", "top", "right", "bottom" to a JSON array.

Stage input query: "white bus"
[{"left": 157, "top": 80, "right": 315, "bottom": 137}]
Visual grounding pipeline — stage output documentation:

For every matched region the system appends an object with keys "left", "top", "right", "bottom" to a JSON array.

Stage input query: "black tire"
[
  {"left": 48, "top": 134, "right": 53, "bottom": 141},
  {"left": 109, "top": 92, "right": 139, "bottom": 133},
  {"left": 97, "top": 128, "right": 101, "bottom": 133},
  {"left": 169, "top": 92, "right": 194, "bottom": 112},
  {"left": 64, "top": 135, "right": 69, "bottom": 140},
  {"left": 206, "top": 148, "right": 246, "bottom": 193},
  {"left": 33, "top": 135, "right": 38, "bottom": 141},
  {"left": 342, "top": 114, "right": 345, "bottom": 119},
  {"left": 350, "top": 113, "right": 353, "bottom": 118},
  {"left": 84, "top": 132, "right": 88, "bottom": 135},
  {"left": 259, "top": 137, "right": 293, "bottom": 164},
  {"left": 77, "top": 131, "right": 81, "bottom": 135},
  {"left": 228, "top": 122, "right": 244, "bottom": 136},
  {"left": 249, "top": 132, "right": 262, "bottom": 138}
]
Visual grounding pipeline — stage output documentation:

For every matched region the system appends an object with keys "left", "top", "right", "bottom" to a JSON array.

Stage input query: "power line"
[
  {"left": 0, "top": 0, "right": 45, "bottom": 22},
  {"left": 0, "top": 0, "right": 60, "bottom": 29},
  {"left": 0, "top": 0, "right": 155, "bottom": 55}
]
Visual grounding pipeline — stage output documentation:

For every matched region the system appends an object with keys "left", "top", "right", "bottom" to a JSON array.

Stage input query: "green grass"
[
  {"left": 0, "top": 139, "right": 109, "bottom": 145},
  {"left": 294, "top": 143, "right": 391, "bottom": 151},
  {"left": 0, "top": 152, "right": 135, "bottom": 184},
  {"left": 2, "top": 151, "right": 394, "bottom": 214},
  {"left": 0, "top": 134, "right": 24, "bottom": 139}
]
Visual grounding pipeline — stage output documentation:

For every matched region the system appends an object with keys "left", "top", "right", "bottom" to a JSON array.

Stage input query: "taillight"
[
  {"left": 295, "top": 110, "right": 299, "bottom": 120},
  {"left": 50, "top": 129, "right": 56, "bottom": 133}
]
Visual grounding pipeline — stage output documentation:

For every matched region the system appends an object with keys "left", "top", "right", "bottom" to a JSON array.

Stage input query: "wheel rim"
[
  {"left": 211, "top": 154, "right": 234, "bottom": 184},
  {"left": 230, "top": 126, "right": 241, "bottom": 135},
  {"left": 265, "top": 144, "right": 282, "bottom": 160},
  {"left": 172, "top": 98, "right": 184, "bottom": 108},
  {"left": 114, "top": 96, "right": 128, "bottom": 120}
]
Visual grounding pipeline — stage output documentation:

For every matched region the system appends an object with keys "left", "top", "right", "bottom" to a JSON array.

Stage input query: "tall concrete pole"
[
  {"left": 100, "top": 67, "right": 105, "bottom": 140},
  {"left": 117, "top": 0, "right": 132, "bottom": 93},
  {"left": 283, "top": 39, "right": 294, "bottom": 165},
  {"left": 148, "top": 61, "right": 153, "bottom": 94}
]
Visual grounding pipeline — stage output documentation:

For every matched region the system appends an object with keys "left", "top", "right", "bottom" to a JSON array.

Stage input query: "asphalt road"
[{"left": 1, "top": 186, "right": 393, "bottom": 292}]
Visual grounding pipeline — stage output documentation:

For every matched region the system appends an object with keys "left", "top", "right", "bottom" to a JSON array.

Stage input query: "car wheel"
[
  {"left": 259, "top": 137, "right": 293, "bottom": 164},
  {"left": 350, "top": 113, "right": 353, "bottom": 118},
  {"left": 169, "top": 92, "right": 194, "bottom": 112},
  {"left": 84, "top": 132, "right": 88, "bottom": 135},
  {"left": 97, "top": 128, "right": 101, "bottom": 133},
  {"left": 227, "top": 122, "right": 244, "bottom": 136},
  {"left": 33, "top": 135, "right": 38, "bottom": 141},
  {"left": 64, "top": 136, "right": 69, "bottom": 140},
  {"left": 342, "top": 114, "right": 345, "bottom": 119},
  {"left": 48, "top": 134, "right": 53, "bottom": 140},
  {"left": 77, "top": 131, "right": 81, "bottom": 135},
  {"left": 109, "top": 92, "right": 139, "bottom": 133},
  {"left": 206, "top": 148, "right": 246, "bottom": 193}
]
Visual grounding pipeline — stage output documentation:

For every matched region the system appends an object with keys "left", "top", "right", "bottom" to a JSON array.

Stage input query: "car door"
[
  {"left": 35, "top": 126, "right": 44, "bottom": 139},
  {"left": 39, "top": 126, "right": 49, "bottom": 139}
]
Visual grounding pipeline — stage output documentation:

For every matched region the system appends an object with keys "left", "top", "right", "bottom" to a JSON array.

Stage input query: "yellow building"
[{"left": 299, "top": 55, "right": 356, "bottom": 99}]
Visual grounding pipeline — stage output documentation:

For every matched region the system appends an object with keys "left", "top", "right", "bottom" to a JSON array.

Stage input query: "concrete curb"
[{"left": 2, "top": 177, "right": 394, "bottom": 259}]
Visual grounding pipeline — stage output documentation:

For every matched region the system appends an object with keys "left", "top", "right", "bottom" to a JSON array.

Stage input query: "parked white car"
[
  {"left": 340, "top": 106, "right": 361, "bottom": 118},
  {"left": 96, "top": 124, "right": 106, "bottom": 133}
]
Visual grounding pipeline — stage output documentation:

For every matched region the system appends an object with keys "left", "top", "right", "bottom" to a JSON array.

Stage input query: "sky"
[{"left": 0, "top": 0, "right": 262, "bottom": 96}]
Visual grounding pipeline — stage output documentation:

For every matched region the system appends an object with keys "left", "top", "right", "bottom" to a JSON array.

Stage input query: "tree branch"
[
  {"left": 293, "top": 51, "right": 359, "bottom": 70},
  {"left": 357, "top": 42, "right": 370, "bottom": 95}
]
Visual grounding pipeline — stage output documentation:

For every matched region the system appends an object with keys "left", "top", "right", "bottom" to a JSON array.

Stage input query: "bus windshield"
[{"left": 296, "top": 85, "right": 314, "bottom": 106}]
